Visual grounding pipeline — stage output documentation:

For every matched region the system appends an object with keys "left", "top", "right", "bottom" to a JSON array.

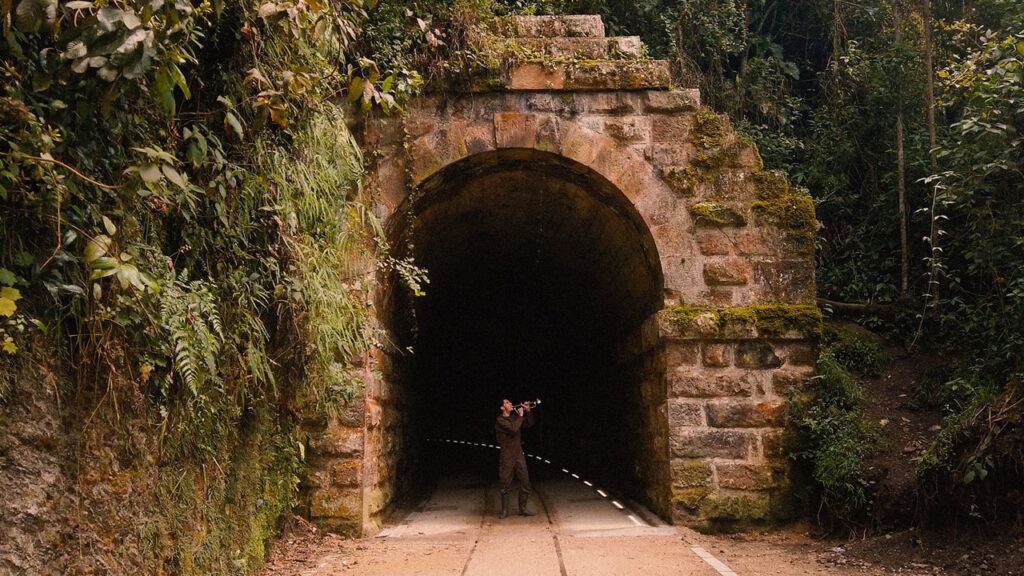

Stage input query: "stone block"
[
  {"left": 644, "top": 89, "right": 701, "bottom": 113},
  {"left": 310, "top": 486, "right": 362, "bottom": 519},
  {"left": 668, "top": 399, "right": 705, "bottom": 426},
  {"left": 707, "top": 288, "right": 735, "bottom": 306},
  {"left": 593, "top": 116, "right": 651, "bottom": 144},
  {"left": 651, "top": 114, "right": 693, "bottom": 142},
  {"left": 703, "top": 492, "right": 771, "bottom": 522},
  {"left": 504, "top": 61, "right": 671, "bottom": 91},
  {"left": 701, "top": 343, "right": 731, "bottom": 367},
  {"left": 695, "top": 230, "right": 732, "bottom": 256},
  {"left": 672, "top": 458, "right": 714, "bottom": 488},
  {"left": 760, "top": 429, "right": 787, "bottom": 458},
  {"left": 771, "top": 367, "right": 815, "bottom": 393},
  {"left": 670, "top": 428, "right": 756, "bottom": 459},
  {"left": 494, "top": 112, "right": 539, "bottom": 148},
  {"left": 312, "top": 426, "right": 363, "bottom": 457},
  {"left": 511, "top": 36, "right": 643, "bottom": 59},
  {"left": 647, "top": 142, "right": 698, "bottom": 168},
  {"left": 665, "top": 341, "right": 699, "bottom": 366},
  {"left": 731, "top": 228, "right": 778, "bottom": 256},
  {"left": 332, "top": 459, "right": 362, "bottom": 488},
  {"left": 785, "top": 343, "right": 816, "bottom": 366},
  {"left": 706, "top": 400, "right": 786, "bottom": 428},
  {"left": 334, "top": 400, "right": 364, "bottom": 428},
  {"left": 669, "top": 369, "right": 764, "bottom": 398},
  {"left": 578, "top": 91, "right": 643, "bottom": 114},
  {"left": 495, "top": 15, "right": 605, "bottom": 38},
  {"left": 704, "top": 259, "right": 753, "bottom": 286},
  {"left": 715, "top": 462, "right": 783, "bottom": 491},
  {"left": 689, "top": 202, "right": 748, "bottom": 227},
  {"left": 735, "top": 341, "right": 783, "bottom": 369},
  {"left": 754, "top": 260, "right": 817, "bottom": 304}
]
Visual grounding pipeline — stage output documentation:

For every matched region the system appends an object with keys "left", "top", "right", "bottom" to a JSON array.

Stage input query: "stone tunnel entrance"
[
  {"left": 382, "top": 149, "right": 666, "bottom": 512},
  {"left": 305, "top": 15, "right": 819, "bottom": 536}
]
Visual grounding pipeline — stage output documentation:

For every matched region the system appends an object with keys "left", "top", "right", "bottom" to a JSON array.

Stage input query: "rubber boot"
[
  {"left": 518, "top": 492, "right": 535, "bottom": 516},
  {"left": 499, "top": 491, "right": 509, "bottom": 519}
]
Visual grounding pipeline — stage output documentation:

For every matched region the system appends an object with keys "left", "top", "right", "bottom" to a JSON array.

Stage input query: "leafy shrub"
[
  {"left": 788, "top": 350, "right": 882, "bottom": 530},
  {"left": 828, "top": 323, "right": 890, "bottom": 377}
]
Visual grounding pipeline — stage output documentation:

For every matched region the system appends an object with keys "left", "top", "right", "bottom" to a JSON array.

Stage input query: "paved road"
[
  {"left": 262, "top": 472, "right": 896, "bottom": 576},
  {"left": 346, "top": 475, "right": 723, "bottom": 576}
]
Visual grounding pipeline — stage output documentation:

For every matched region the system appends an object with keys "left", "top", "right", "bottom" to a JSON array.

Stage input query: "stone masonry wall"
[{"left": 310, "top": 14, "right": 820, "bottom": 534}]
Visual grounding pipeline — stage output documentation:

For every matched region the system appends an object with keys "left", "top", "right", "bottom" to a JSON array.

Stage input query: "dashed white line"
[
  {"left": 597, "top": 489, "right": 607, "bottom": 497},
  {"left": 690, "top": 545, "right": 738, "bottom": 576},
  {"left": 627, "top": 514, "right": 642, "bottom": 526},
  {"left": 611, "top": 500, "right": 624, "bottom": 510}
]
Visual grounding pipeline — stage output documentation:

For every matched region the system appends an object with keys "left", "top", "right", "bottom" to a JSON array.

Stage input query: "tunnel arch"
[{"left": 377, "top": 147, "right": 671, "bottom": 518}]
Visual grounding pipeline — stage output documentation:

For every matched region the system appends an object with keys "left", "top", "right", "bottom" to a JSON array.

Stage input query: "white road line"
[
  {"left": 611, "top": 500, "right": 624, "bottom": 510},
  {"left": 627, "top": 514, "right": 642, "bottom": 526},
  {"left": 597, "top": 489, "right": 607, "bottom": 497},
  {"left": 571, "top": 473, "right": 580, "bottom": 479},
  {"left": 690, "top": 545, "right": 738, "bottom": 576},
  {"left": 583, "top": 480, "right": 592, "bottom": 487}
]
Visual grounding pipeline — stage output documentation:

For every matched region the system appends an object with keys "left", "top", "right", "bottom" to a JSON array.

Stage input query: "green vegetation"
[
  {"left": 788, "top": 350, "right": 882, "bottom": 530},
  {"left": 827, "top": 324, "right": 891, "bottom": 378}
]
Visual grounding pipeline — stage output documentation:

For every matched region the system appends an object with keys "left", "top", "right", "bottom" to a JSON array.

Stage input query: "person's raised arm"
[{"left": 496, "top": 412, "right": 523, "bottom": 433}]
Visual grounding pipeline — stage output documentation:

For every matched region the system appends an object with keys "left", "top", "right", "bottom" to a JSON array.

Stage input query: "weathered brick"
[
  {"left": 704, "top": 259, "right": 753, "bottom": 285},
  {"left": 735, "top": 341, "right": 783, "bottom": 368},
  {"left": 706, "top": 400, "right": 786, "bottom": 428},
  {"left": 701, "top": 343, "right": 732, "bottom": 367},
  {"left": 668, "top": 399, "right": 705, "bottom": 426},
  {"left": 669, "top": 369, "right": 764, "bottom": 398},
  {"left": 670, "top": 428, "right": 756, "bottom": 459}
]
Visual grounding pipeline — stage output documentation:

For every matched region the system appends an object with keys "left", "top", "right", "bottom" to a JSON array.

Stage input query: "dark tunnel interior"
[{"left": 381, "top": 149, "right": 665, "bottom": 507}]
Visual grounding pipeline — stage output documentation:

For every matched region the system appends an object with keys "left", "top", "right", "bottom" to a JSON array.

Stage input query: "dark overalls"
[{"left": 495, "top": 411, "right": 533, "bottom": 495}]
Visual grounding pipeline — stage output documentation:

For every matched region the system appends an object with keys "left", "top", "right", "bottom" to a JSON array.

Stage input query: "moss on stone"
[
  {"left": 752, "top": 171, "right": 817, "bottom": 255},
  {"left": 703, "top": 493, "right": 771, "bottom": 522},
  {"left": 694, "top": 109, "right": 729, "bottom": 149},
  {"left": 673, "top": 459, "right": 714, "bottom": 488},
  {"left": 664, "top": 166, "right": 700, "bottom": 197},
  {"left": 689, "top": 202, "right": 747, "bottom": 227},
  {"left": 672, "top": 486, "right": 713, "bottom": 509},
  {"left": 666, "top": 304, "right": 823, "bottom": 340}
]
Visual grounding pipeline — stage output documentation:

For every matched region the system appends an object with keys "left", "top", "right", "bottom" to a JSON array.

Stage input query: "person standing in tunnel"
[{"left": 495, "top": 398, "right": 535, "bottom": 518}]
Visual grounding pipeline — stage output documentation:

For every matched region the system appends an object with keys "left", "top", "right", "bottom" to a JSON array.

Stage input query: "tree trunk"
[
  {"left": 922, "top": 0, "right": 940, "bottom": 308},
  {"left": 893, "top": 0, "right": 910, "bottom": 299}
]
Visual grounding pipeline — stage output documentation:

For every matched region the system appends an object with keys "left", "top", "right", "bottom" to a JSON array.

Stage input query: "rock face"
[{"left": 310, "top": 15, "right": 819, "bottom": 534}]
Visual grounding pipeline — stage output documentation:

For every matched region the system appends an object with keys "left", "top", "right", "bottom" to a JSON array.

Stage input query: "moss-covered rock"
[
  {"left": 828, "top": 323, "right": 890, "bottom": 377},
  {"left": 665, "top": 304, "right": 823, "bottom": 340},
  {"left": 689, "top": 202, "right": 747, "bottom": 227},
  {"left": 752, "top": 171, "right": 817, "bottom": 255}
]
